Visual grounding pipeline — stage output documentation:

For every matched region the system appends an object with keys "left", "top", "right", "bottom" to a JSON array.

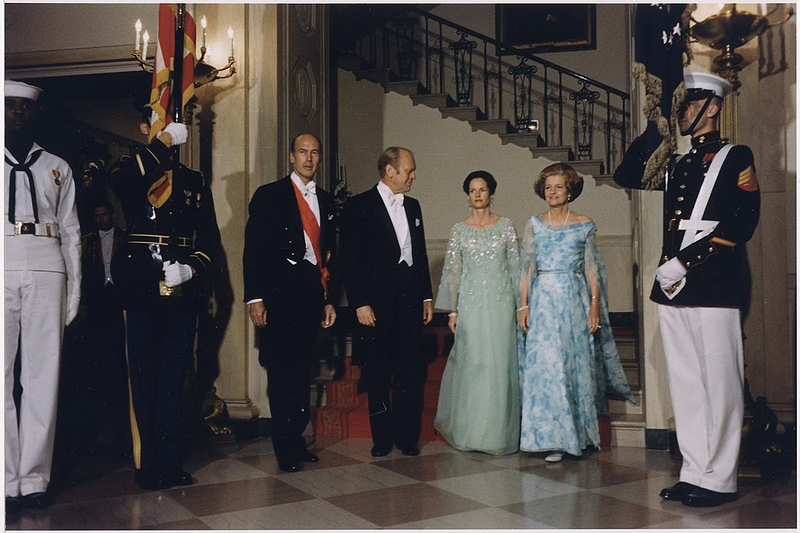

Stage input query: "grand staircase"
[{"left": 315, "top": 6, "right": 643, "bottom": 447}]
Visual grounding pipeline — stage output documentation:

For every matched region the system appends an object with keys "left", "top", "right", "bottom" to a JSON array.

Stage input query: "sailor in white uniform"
[{"left": 4, "top": 80, "right": 81, "bottom": 513}]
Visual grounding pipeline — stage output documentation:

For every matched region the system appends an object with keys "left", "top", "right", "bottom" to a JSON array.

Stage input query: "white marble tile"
[
  {"left": 428, "top": 468, "right": 583, "bottom": 506},
  {"left": 390, "top": 506, "right": 553, "bottom": 529},
  {"left": 200, "top": 498, "right": 378, "bottom": 529},
  {"left": 188, "top": 457, "right": 273, "bottom": 486},
  {"left": 276, "top": 462, "right": 419, "bottom": 498}
]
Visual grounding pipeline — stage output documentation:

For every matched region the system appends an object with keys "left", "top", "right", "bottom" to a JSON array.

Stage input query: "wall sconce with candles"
[
  {"left": 690, "top": 3, "right": 793, "bottom": 90},
  {"left": 133, "top": 14, "right": 237, "bottom": 88}
]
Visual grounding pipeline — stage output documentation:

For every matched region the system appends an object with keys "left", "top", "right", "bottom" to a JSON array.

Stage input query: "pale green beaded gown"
[{"left": 434, "top": 217, "right": 521, "bottom": 455}]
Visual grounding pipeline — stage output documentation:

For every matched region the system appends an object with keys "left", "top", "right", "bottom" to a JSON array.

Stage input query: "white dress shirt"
[
  {"left": 99, "top": 228, "right": 115, "bottom": 285},
  {"left": 377, "top": 181, "right": 413, "bottom": 266},
  {"left": 291, "top": 172, "right": 320, "bottom": 266}
]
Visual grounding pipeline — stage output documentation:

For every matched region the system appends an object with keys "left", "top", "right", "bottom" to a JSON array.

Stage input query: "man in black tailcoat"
[
  {"left": 340, "top": 146, "right": 433, "bottom": 458},
  {"left": 243, "top": 133, "right": 337, "bottom": 473}
]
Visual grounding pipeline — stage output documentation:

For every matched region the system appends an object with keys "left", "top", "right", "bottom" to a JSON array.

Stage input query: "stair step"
[
  {"left": 440, "top": 106, "right": 485, "bottom": 122},
  {"left": 569, "top": 159, "right": 605, "bottom": 176},
  {"left": 337, "top": 54, "right": 371, "bottom": 72},
  {"left": 384, "top": 80, "right": 427, "bottom": 96},
  {"left": 410, "top": 93, "right": 455, "bottom": 109},
  {"left": 353, "top": 68, "right": 395, "bottom": 85},
  {"left": 499, "top": 131, "right": 542, "bottom": 149},
  {"left": 530, "top": 146, "right": 573, "bottom": 162},
  {"left": 593, "top": 174, "right": 623, "bottom": 189},
  {"left": 469, "top": 118, "right": 515, "bottom": 135},
  {"left": 609, "top": 413, "right": 646, "bottom": 447}
]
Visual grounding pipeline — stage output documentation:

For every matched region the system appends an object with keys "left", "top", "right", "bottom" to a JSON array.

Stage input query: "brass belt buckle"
[
  {"left": 159, "top": 280, "right": 173, "bottom": 296},
  {"left": 14, "top": 222, "right": 22, "bottom": 236}
]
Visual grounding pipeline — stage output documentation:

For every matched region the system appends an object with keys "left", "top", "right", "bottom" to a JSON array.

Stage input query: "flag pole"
[{"left": 172, "top": 3, "right": 186, "bottom": 162}]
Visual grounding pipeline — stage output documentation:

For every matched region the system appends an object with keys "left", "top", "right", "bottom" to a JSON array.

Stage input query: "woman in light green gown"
[{"left": 434, "top": 171, "right": 521, "bottom": 455}]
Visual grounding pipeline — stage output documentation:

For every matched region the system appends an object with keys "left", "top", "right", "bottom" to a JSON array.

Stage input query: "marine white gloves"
[
  {"left": 158, "top": 122, "right": 188, "bottom": 146},
  {"left": 656, "top": 257, "right": 687, "bottom": 291},
  {"left": 163, "top": 260, "right": 193, "bottom": 287}
]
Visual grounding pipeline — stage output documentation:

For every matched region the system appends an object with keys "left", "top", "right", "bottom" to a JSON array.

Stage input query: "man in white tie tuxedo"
[
  {"left": 243, "top": 133, "right": 337, "bottom": 472},
  {"left": 340, "top": 146, "right": 434, "bottom": 458}
]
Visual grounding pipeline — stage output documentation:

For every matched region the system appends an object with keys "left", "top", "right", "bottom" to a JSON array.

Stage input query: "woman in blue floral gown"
[
  {"left": 518, "top": 163, "right": 633, "bottom": 462},
  {"left": 434, "top": 171, "right": 521, "bottom": 455}
]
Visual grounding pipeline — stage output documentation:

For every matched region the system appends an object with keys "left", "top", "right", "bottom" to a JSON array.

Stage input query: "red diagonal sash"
[{"left": 291, "top": 180, "right": 330, "bottom": 296}]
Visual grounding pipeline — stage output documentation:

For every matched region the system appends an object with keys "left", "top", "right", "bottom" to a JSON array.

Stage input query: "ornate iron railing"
[{"left": 341, "top": 7, "right": 630, "bottom": 172}]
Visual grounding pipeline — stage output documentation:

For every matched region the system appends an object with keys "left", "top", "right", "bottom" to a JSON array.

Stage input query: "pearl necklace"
[{"left": 548, "top": 209, "right": 570, "bottom": 226}]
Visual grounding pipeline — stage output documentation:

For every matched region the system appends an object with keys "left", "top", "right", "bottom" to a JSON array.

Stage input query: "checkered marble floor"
[{"left": 6, "top": 435, "right": 796, "bottom": 530}]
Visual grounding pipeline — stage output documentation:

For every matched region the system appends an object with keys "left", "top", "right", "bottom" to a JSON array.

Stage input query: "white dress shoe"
[{"left": 545, "top": 452, "right": 564, "bottom": 463}]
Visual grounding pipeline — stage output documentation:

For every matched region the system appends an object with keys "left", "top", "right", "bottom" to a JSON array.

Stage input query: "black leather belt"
[{"left": 128, "top": 233, "right": 192, "bottom": 247}]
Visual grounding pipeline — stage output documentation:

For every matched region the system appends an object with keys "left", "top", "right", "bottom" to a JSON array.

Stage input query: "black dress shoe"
[
  {"left": 296, "top": 450, "right": 320, "bottom": 463},
  {"left": 682, "top": 487, "right": 738, "bottom": 507},
  {"left": 21, "top": 492, "right": 51, "bottom": 510},
  {"left": 6, "top": 496, "right": 23, "bottom": 515},
  {"left": 371, "top": 443, "right": 393, "bottom": 457},
  {"left": 166, "top": 468, "right": 195, "bottom": 486},
  {"left": 400, "top": 445, "right": 420, "bottom": 457},
  {"left": 277, "top": 459, "right": 302, "bottom": 473},
  {"left": 659, "top": 481, "right": 696, "bottom": 501}
]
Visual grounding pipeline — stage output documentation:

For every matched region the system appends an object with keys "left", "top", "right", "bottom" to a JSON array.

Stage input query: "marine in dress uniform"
[
  {"left": 109, "top": 121, "right": 221, "bottom": 490},
  {"left": 339, "top": 147, "right": 434, "bottom": 458},
  {"left": 243, "top": 133, "right": 337, "bottom": 473},
  {"left": 614, "top": 72, "right": 760, "bottom": 507},
  {"left": 5, "top": 80, "right": 82, "bottom": 513}
]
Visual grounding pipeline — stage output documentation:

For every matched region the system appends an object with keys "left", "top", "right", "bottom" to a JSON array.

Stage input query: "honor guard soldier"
[
  {"left": 109, "top": 119, "right": 221, "bottom": 490},
  {"left": 614, "top": 72, "right": 760, "bottom": 507},
  {"left": 5, "top": 80, "right": 82, "bottom": 513}
]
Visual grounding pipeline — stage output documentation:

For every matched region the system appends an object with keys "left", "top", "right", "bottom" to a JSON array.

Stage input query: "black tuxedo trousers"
[
  {"left": 361, "top": 262, "right": 427, "bottom": 450},
  {"left": 259, "top": 260, "right": 324, "bottom": 461}
]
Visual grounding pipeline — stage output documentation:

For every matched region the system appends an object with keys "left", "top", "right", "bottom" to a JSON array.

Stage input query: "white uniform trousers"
[
  {"left": 658, "top": 305, "right": 744, "bottom": 493},
  {"left": 5, "top": 270, "right": 66, "bottom": 497}
]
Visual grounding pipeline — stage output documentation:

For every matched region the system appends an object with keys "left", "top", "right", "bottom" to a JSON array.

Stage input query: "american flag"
[
  {"left": 633, "top": 4, "right": 692, "bottom": 189},
  {"left": 148, "top": 4, "right": 196, "bottom": 142}
]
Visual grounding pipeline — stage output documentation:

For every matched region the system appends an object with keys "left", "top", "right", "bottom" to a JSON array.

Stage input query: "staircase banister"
[{"left": 405, "top": 6, "right": 630, "bottom": 100}]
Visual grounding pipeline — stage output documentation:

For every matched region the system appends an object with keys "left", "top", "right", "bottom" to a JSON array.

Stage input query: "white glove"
[
  {"left": 656, "top": 257, "right": 687, "bottom": 291},
  {"left": 163, "top": 260, "right": 193, "bottom": 288},
  {"left": 158, "top": 122, "right": 188, "bottom": 146},
  {"left": 65, "top": 295, "right": 80, "bottom": 326}
]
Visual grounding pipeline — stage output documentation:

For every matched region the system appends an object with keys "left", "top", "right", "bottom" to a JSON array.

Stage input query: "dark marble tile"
[
  {"left": 165, "top": 477, "right": 315, "bottom": 517},
  {"left": 373, "top": 452, "right": 505, "bottom": 482},
  {"left": 136, "top": 518, "right": 213, "bottom": 530},
  {"left": 501, "top": 490, "right": 683, "bottom": 529},
  {"left": 325, "top": 482, "right": 487, "bottom": 527}
]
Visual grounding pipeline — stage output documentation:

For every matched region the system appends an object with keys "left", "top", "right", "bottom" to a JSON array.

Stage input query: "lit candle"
[
  {"left": 760, "top": 3, "right": 768, "bottom": 15},
  {"left": 135, "top": 19, "right": 142, "bottom": 52},
  {"left": 201, "top": 16, "right": 207, "bottom": 49},
  {"left": 142, "top": 30, "right": 150, "bottom": 59},
  {"left": 228, "top": 26, "right": 235, "bottom": 57}
]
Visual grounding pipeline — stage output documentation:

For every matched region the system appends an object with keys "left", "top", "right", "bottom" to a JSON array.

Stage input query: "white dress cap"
[
  {"left": 5, "top": 80, "right": 43, "bottom": 101},
  {"left": 684, "top": 72, "right": 732, "bottom": 99}
]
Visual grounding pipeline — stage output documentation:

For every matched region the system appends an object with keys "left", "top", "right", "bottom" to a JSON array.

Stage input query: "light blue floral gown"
[
  {"left": 519, "top": 216, "right": 633, "bottom": 456},
  {"left": 434, "top": 217, "right": 521, "bottom": 455}
]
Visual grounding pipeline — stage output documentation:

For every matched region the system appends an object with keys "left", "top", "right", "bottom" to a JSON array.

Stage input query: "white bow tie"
[
  {"left": 302, "top": 181, "right": 317, "bottom": 197},
  {"left": 390, "top": 193, "right": 404, "bottom": 207}
]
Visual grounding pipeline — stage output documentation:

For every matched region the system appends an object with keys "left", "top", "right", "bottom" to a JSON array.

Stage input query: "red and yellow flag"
[{"left": 148, "top": 4, "right": 196, "bottom": 142}]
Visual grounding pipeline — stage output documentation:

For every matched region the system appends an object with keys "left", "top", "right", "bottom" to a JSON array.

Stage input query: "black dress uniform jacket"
[
  {"left": 614, "top": 132, "right": 760, "bottom": 308},
  {"left": 109, "top": 139, "right": 220, "bottom": 311}
]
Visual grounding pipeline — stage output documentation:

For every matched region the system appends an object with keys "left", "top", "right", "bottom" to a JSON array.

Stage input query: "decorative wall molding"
[
  {"left": 293, "top": 4, "right": 316, "bottom": 35},
  {"left": 293, "top": 57, "right": 318, "bottom": 122}
]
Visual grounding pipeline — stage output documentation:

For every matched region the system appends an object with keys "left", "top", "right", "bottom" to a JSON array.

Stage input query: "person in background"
[
  {"left": 614, "top": 72, "right": 759, "bottom": 507},
  {"left": 434, "top": 170, "right": 521, "bottom": 455},
  {"left": 340, "top": 146, "right": 433, "bottom": 458},
  {"left": 518, "top": 163, "right": 633, "bottom": 463},
  {"left": 5, "top": 80, "right": 81, "bottom": 513},
  {"left": 243, "top": 133, "right": 337, "bottom": 473}
]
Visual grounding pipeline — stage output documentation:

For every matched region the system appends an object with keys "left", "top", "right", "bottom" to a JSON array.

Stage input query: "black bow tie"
[{"left": 6, "top": 149, "right": 44, "bottom": 224}]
